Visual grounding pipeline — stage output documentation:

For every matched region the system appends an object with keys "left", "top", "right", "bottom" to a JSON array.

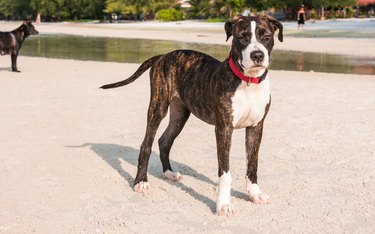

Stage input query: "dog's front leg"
[
  {"left": 11, "top": 53, "right": 20, "bottom": 72},
  {"left": 245, "top": 123, "right": 270, "bottom": 204},
  {"left": 215, "top": 124, "right": 234, "bottom": 216}
]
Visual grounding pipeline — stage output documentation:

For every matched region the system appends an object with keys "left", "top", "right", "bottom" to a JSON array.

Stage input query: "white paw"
[
  {"left": 249, "top": 193, "right": 270, "bottom": 204},
  {"left": 216, "top": 171, "right": 234, "bottom": 216},
  {"left": 246, "top": 178, "right": 270, "bottom": 204},
  {"left": 163, "top": 170, "right": 182, "bottom": 182},
  {"left": 133, "top": 181, "right": 150, "bottom": 193},
  {"left": 216, "top": 204, "right": 234, "bottom": 216}
]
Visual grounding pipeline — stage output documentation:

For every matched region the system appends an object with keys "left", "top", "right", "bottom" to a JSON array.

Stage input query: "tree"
[
  {"left": 188, "top": 0, "right": 210, "bottom": 19},
  {"left": 227, "top": 0, "right": 245, "bottom": 16},
  {"left": 104, "top": 0, "right": 178, "bottom": 20},
  {"left": 265, "top": 0, "right": 356, "bottom": 20},
  {"left": 309, "top": 0, "right": 356, "bottom": 19},
  {"left": 0, "top": 0, "right": 33, "bottom": 20},
  {"left": 208, "top": 0, "right": 228, "bottom": 18},
  {"left": 245, "top": 0, "right": 267, "bottom": 12},
  {"left": 31, "top": 0, "right": 106, "bottom": 21}
]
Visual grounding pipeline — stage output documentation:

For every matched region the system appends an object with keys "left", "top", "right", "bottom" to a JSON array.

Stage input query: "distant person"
[{"left": 297, "top": 5, "right": 306, "bottom": 30}]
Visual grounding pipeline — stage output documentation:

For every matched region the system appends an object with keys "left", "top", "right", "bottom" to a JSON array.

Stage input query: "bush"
[
  {"left": 156, "top": 8, "right": 183, "bottom": 21},
  {"left": 206, "top": 17, "right": 229, "bottom": 22}
]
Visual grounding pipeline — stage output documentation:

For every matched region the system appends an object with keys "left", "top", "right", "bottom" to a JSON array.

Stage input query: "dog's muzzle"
[{"left": 250, "top": 50, "right": 264, "bottom": 64}]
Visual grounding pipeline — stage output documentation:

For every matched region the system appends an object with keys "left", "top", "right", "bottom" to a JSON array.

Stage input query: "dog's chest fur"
[{"left": 231, "top": 77, "right": 270, "bottom": 129}]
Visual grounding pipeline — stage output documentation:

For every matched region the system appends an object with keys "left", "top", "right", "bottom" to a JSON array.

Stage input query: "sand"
[{"left": 0, "top": 21, "right": 374, "bottom": 233}]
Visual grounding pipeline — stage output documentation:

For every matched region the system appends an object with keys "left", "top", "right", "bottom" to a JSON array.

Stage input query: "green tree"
[
  {"left": 227, "top": 0, "right": 245, "bottom": 16},
  {"left": 196, "top": 0, "right": 247, "bottom": 19},
  {"left": 265, "top": 0, "right": 356, "bottom": 19},
  {"left": 245, "top": 0, "right": 267, "bottom": 12},
  {"left": 0, "top": 0, "right": 33, "bottom": 19},
  {"left": 30, "top": 0, "right": 58, "bottom": 21},
  {"left": 104, "top": 0, "right": 178, "bottom": 20},
  {"left": 309, "top": 0, "right": 356, "bottom": 19},
  {"left": 188, "top": 0, "right": 210, "bottom": 19},
  {"left": 31, "top": 0, "right": 105, "bottom": 21},
  {"left": 208, "top": 0, "right": 228, "bottom": 18}
]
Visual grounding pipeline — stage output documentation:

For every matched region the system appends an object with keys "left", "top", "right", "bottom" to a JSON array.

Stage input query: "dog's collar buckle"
[{"left": 228, "top": 56, "right": 268, "bottom": 85}]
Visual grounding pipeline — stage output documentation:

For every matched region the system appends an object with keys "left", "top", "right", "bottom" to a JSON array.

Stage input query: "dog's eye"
[
  {"left": 238, "top": 33, "right": 250, "bottom": 42},
  {"left": 263, "top": 34, "right": 272, "bottom": 42}
]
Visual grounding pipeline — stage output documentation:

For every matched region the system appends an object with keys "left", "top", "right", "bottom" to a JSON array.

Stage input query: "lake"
[{"left": 20, "top": 35, "right": 375, "bottom": 75}]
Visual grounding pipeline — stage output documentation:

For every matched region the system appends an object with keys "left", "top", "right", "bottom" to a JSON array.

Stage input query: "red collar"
[{"left": 228, "top": 56, "right": 268, "bottom": 84}]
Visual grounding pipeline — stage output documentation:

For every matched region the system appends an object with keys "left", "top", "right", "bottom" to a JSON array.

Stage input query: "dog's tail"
[{"left": 100, "top": 55, "right": 163, "bottom": 89}]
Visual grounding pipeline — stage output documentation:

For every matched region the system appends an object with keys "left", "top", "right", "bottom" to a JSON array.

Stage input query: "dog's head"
[
  {"left": 225, "top": 15, "right": 283, "bottom": 77},
  {"left": 21, "top": 20, "right": 39, "bottom": 36}
]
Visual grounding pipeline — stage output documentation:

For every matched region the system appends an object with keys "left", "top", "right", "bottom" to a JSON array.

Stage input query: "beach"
[{"left": 0, "top": 21, "right": 374, "bottom": 233}]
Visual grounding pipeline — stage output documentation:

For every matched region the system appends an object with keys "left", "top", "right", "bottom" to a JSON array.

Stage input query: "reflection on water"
[{"left": 21, "top": 35, "right": 375, "bottom": 75}]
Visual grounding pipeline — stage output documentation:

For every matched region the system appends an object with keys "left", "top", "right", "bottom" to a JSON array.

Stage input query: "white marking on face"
[
  {"left": 216, "top": 171, "right": 232, "bottom": 211},
  {"left": 240, "top": 21, "right": 270, "bottom": 77},
  {"left": 231, "top": 77, "right": 270, "bottom": 129}
]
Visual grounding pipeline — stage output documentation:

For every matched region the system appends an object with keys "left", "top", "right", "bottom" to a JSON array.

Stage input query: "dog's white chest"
[{"left": 231, "top": 78, "right": 270, "bottom": 129}]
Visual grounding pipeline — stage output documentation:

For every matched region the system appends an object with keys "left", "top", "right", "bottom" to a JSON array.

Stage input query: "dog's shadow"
[
  {"left": 68, "top": 143, "right": 248, "bottom": 213},
  {"left": 0, "top": 67, "right": 12, "bottom": 72}
]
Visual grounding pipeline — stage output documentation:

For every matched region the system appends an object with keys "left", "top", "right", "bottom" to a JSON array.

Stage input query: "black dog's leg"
[
  {"left": 11, "top": 53, "right": 20, "bottom": 72},
  {"left": 158, "top": 99, "right": 190, "bottom": 181},
  {"left": 245, "top": 122, "right": 270, "bottom": 204},
  {"left": 133, "top": 95, "right": 169, "bottom": 192},
  {"left": 215, "top": 124, "right": 234, "bottom": 216}
]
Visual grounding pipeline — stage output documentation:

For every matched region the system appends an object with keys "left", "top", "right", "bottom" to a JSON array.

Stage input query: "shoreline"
[{"left": 1, "top": 20, "right": 375, "bottom": 57}]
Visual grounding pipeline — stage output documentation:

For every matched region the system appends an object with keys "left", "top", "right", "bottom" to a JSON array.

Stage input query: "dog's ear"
[
  {"left": 224, "top": 20, "right": 233, "bottom": 41},
  {"left": 23, "top": 18, "right": 32, "bottom": 25},
  {"left": 224, "top": 15, "right": 245, "bottom": 42},
  {"left": 265, "top": 15, "right": 283, "bottom": 42}
]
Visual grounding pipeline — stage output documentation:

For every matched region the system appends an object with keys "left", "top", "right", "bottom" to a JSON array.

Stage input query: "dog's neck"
[
  {"left": 228, "top": 56, "right": 268, "bottom": 85},
  {"left": 11, "top": 26, "right": 27, "bottom": 42}
]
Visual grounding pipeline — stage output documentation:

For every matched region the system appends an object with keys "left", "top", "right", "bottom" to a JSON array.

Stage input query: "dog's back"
[{"left": 101, "top": 49, "right": 221, "bottom": 89}]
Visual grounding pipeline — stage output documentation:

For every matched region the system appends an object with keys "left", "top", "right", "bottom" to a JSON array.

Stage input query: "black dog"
[
  {"left": 101, "top": 15, "right": 282, "bottom": 215},
  {"left": 0, "top": 20, "right": 39, "bottom": 72}
]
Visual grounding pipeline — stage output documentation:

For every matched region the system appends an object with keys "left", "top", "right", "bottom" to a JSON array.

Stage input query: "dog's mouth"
[
  {"left": 245, "top": 65, "right": 267, "bottom": 77},
  {"left": 251, "top": 65, "right": 267, "bottom": 69}
]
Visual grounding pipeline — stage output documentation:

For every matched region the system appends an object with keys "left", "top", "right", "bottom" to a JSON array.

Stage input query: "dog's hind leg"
[
  {"left": 158, "top": 98, "right": 191, "bottom": 182},
  {"left": 133, "top": 96, "right": 169, "bottom": 193},
  {"left": 133, "top": 104, "right": 168, "bottom": 192}
]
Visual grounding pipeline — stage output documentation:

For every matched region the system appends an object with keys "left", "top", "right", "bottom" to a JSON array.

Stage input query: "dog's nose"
[{"left": 250, "top": 50, "right": 264, "bottom": 63}]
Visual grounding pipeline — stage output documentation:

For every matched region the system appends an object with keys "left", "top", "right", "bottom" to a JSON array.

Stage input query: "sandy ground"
[{"left": 0, "top": 21, "right": 374, "bottom": 233}]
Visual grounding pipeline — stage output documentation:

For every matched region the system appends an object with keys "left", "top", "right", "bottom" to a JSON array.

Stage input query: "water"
[{"left": 20, "top": 35, "right": 375, "bottom": 75}]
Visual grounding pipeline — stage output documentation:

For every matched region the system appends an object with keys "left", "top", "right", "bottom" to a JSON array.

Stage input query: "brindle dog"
[
  {"left": 101, "top": 15, "right": 283, "bottom": 215},
  {"left": 0, "top": 20, "right": 39, "bottom": 72}
]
